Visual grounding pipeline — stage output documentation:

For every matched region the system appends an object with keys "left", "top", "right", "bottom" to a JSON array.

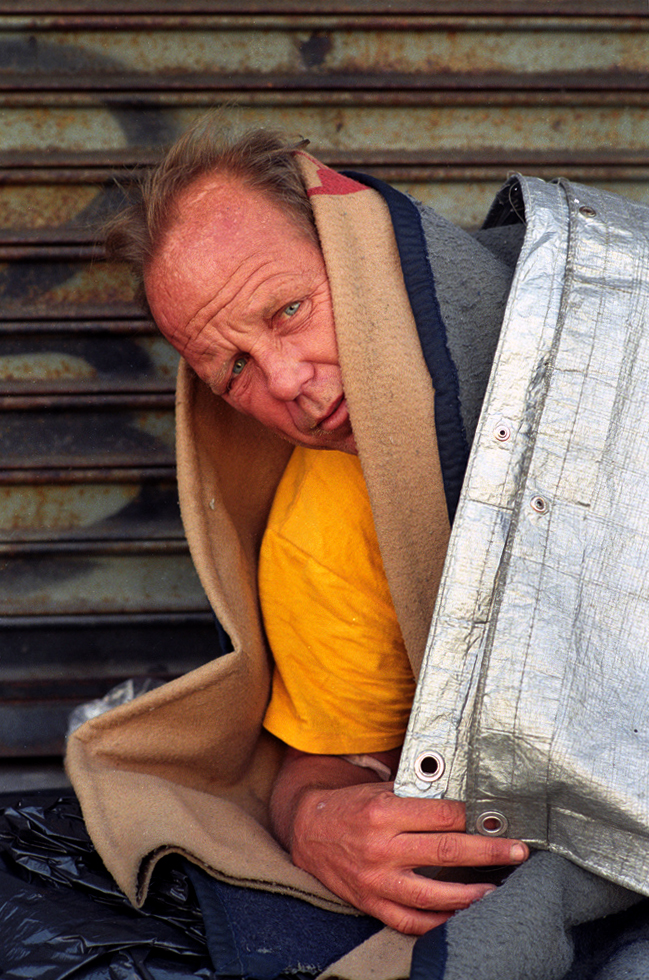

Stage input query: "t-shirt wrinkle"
[
  {"left": 260, "top": 446, "right": 415, "bottom": 756},
  {"left": 261, "top": 528, "right": 394, "bottom": 599}
]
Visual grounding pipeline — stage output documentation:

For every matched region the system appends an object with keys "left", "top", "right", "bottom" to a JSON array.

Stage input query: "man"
[
  {"left": 66, "top": 114, "right": 649, "bottom": 979},
  {"left": 68, "top": 117, "right": 532, "bottom": 946}
]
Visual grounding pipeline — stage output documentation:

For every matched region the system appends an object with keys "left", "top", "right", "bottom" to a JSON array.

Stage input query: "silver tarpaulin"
[{"left": 396, "top": 173, "right": 649, "bottom": 894}]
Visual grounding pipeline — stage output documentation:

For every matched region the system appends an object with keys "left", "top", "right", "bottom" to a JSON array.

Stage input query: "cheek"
[
  {"left": 225, "top": 384, "right": 291, "bottom": 427},
  {"left": 305, "top": 297, "right": 338, "bottom": 361}
]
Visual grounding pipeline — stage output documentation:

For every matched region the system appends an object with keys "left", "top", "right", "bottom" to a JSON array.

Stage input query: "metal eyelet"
[
  {"left": 494, "top": 424, "right": 511, "bottom": 442},
  {"left": 476, "top": 810, "right": 509, "bottom": 836},
  {"left": 579, "top": 205, "right": 597, "bottom": 217},
  {"left": 414, "top": 751, "right": 445, "bottom": 783},
  {"left": 531, "top": 495, "right": 548, "bottom": 514}
]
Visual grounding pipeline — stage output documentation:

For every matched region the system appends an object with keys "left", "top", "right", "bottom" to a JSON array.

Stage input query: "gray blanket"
[{"left": 411, "top": 853, "right": 647, "bottom": 980}]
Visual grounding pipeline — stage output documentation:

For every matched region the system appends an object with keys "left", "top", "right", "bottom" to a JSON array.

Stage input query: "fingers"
[
  {"left": 382, "top": 869, "right": 496, "bottom": 913},
  {"left": 289, "top": 781, "right": 529, "bottom": 936},
  {"left": 393, "top": 830, "right": 528, "bottom": 869},
  {"left": 366, "top": 875, "right": 499, "bottom": 936},
  {"left": 365, "top": 785, "right": 468, "bottom": 834},
  {"left": 367, "top": 901, "right": 453, "bottom": 937},
  {"left": 358, "top": 787, "right": 528, "bottom": 869}
]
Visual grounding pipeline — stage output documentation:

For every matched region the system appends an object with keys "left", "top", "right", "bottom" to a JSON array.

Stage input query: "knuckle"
[
  {"left": 409, "top": 877, "right": 435, "bottom": 909},
  {"left": 356, "top": 866, "right": 386, "bottom": 901},
  {"left": 390, "top": 907, "right": 419, "bottom": 935},
  {"left": 364, "top": 791, "right": 393, "bottom": 830},
  {"left": 487, "top": 838, "right": 511, "bottom": 863},
  {"left": 434, "top": 799, "right": 462, "bottom": 830},
  {"left": 395, "top": 914, "right": 416, "bottom": 934},
  {"left": 434, "top": 833, "right": 463, "bottom": 865}
]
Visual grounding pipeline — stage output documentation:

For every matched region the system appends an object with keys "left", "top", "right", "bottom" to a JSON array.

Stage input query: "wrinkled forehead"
[
  {"left": 150, "top": 171, "right": 317, "bottom": 280},
  {"left": 155, "top": 176, "right": 263, "bottom": 265},
  {"left": 144, "top": 173, "right": 321, "bottom": 338}
]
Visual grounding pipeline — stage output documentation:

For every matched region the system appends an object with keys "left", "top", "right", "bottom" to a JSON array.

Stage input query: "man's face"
[{"left": 145, "top": 174, "right": 356, "bottom": 454}]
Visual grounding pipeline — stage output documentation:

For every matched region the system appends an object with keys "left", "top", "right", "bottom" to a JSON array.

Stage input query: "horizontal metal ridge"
[
  {"left": 3, "top": 151, "right": 649, "bottom": 197},
  {"left": 1, "top": 70, "right": 648, "bottom": 92},
  {"left": 0, "top": 611, "right": 212, "bottom": 627},
  {"left": 0, "top": 303, "right": 141, "bottom": 320},
  {"left": 0, "top": 466, "right": 177, "bottom": 484},
  {"left": 0, "top": 319, "right": 154, "bottom": 333},
  {"left": 1, "top": 90, "right": 647, "bottom": 110},
  {"left": 0, "top": 1, "right": 646, "bottom": 18},
  {"left": 0, "top": 539, "right": 188, "bottom": 556},
  {"left": 0, "top": 15, "right": 646, "bottom": 31},
  {"left": 0, "top": 244, "right": 99, "bottom": 260},
  {"left": 0, "top": 392, "right": 175, "bottom": 410},
  {"left": 0, "top": 148, "right": 156, "bottom": 169},
  {"left": 0, "top": 675, "right": 180, "bottom": 700},
  {"left": 0, "top": 230, "right": 104, "bottom": 243},
  {"left": 0, "top": 380, "right": 175, "bottom": 396},
  {"left": 4, "top": 148, "right": 649, "bottom": 172}
]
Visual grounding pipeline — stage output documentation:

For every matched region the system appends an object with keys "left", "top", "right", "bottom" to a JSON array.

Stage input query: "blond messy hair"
[{"left": 104, "top": 113, "right": 317, "bottom": 313}]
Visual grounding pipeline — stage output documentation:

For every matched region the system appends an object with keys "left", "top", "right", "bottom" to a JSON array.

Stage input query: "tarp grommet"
[
  {"left": 531, "top": 495, "right": 549, "bottom": 514},
  {"left": 414, "top": 751, "right": 445, "bottom": 782},
  {"left": 476, "top": 811, "right": 509, "bottom": 836}
]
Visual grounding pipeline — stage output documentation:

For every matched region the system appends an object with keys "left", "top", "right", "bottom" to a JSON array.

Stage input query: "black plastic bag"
[
  {"left": 0, "top": 790, "right": 216, "bottom": 980},
  {"left": 0, "top": 791, "right": 380, "bottom": 980}
]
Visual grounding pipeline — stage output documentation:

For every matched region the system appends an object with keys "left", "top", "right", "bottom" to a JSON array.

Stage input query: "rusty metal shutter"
[{"left": 1, "top": 0, "right": 647, "bottom": 757}]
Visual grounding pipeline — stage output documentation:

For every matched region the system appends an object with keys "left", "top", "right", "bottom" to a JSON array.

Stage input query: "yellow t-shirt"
[{"left": 260, "top": 446, "right": 415, "bottom": 755}]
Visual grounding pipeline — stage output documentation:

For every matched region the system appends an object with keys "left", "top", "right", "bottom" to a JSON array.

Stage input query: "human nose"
[{"left": 261, "top": 347, "right": 312, "bottom": 400}]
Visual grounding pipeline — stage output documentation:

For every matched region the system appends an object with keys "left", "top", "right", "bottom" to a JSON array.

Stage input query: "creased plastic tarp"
[{"left": 397, "top": 174, "right": 649, "bottom": 896}]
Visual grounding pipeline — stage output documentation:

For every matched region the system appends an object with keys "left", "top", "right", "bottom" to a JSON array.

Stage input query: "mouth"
[{"left": 316, "top": 394, "right": 348, "bottom": 432}]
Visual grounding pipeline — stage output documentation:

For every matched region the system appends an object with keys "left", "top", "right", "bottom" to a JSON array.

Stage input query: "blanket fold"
[{"left": 66, "top": 151, "right": 463, "bottom": 979}]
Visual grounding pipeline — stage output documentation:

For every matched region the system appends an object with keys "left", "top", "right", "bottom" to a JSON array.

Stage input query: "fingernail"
[
  {"left": 510, "top": 844, "right": 526, "bottom": 862},
  {"left": 470, "top": 885, "right": 496, "bottom": 904}
]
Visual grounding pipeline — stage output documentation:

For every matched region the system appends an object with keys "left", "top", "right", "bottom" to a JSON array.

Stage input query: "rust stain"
[
  {"left": 0, "top": 352, "right": 98, "bottom": 381},
  {"left": 46, "top": 261, "right": 137, "bottom": 305},
  {"left": 0, "top": 483, "right": 139, "bottom": 532},
  {"left": 0, "top": 183, "right": 100, "bottom": 231}
]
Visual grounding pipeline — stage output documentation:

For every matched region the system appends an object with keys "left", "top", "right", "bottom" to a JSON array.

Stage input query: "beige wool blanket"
[{"left": 65, "top": 152, "right": 451, "bottom": 979}]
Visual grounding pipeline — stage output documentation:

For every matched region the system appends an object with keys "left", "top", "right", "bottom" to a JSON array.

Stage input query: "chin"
[
  {"left": 281, "top": 429, "right": 358, "bottom": 455},
  {"left": 311, "top": 429, "right": 358, "bottom": 455},
  {"left": 333, "top": 435, "right": 358, "bottom": 455}
]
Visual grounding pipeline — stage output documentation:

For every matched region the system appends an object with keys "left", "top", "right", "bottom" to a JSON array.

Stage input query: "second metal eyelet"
[{"left": 476, "top": 810, "right": 509, "bottom": 836}]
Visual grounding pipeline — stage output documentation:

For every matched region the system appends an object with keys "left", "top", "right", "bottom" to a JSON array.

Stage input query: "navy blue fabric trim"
[
  {"left": 410, "top": 922, "right": 449, "bottom": 980},
  {"left": 343, "top": 171, "right": 469, "bottom": 523},
  {"left": 212, "top": 611, "right": 234, "bottom": 656},
  {"left": 184, "top": 862, "right": 382, "bottom": 979}
]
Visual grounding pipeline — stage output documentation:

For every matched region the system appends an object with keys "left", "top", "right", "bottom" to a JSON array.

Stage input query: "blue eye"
[
  {"left": 226, "top": 355, "right": 248, "bottom": 392},
  {"left": 232, "top": 355, "right": 247, "bottom": 377},
  {"left": 284, "top": 301, "right": 300, "bottom": 317}
]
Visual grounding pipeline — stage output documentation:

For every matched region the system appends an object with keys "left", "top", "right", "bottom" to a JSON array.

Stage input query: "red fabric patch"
[{"left": 306, "top": 164, "right": 366, "bottom": 197}]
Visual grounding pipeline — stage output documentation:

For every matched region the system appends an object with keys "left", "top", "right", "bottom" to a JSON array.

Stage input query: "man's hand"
[{"left": 269, "top": 748, "right": 529, "bottom": 935}]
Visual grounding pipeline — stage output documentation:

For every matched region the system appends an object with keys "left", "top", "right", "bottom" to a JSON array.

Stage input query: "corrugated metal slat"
[{"left": 0, "top": 2, "right": 647, "bottom": 757}]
